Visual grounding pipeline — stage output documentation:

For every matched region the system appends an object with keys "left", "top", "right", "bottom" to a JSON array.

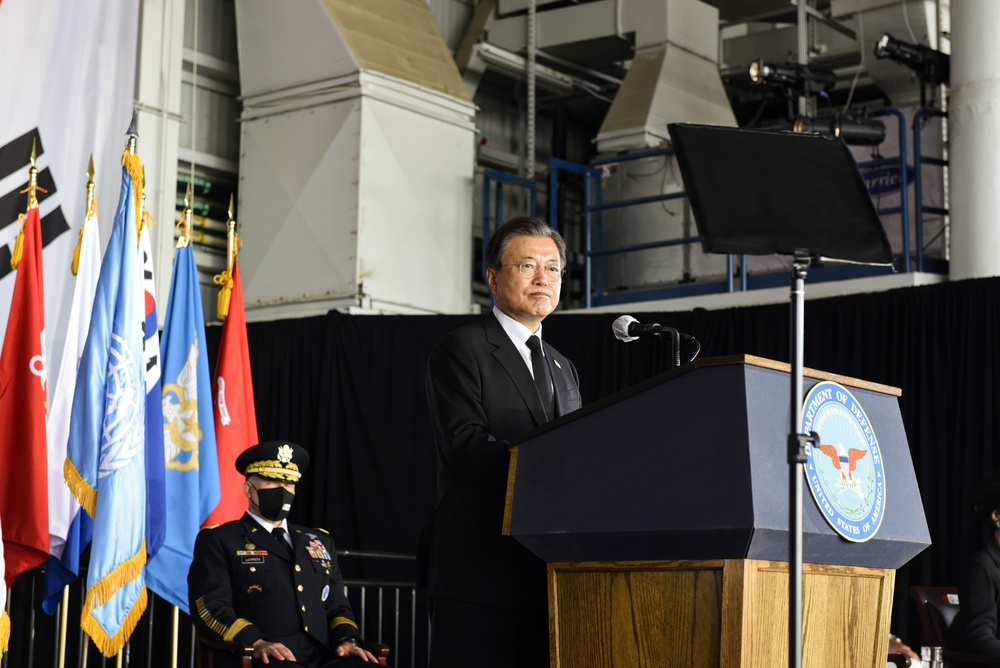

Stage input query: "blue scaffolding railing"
[
  {"left": 550, "top": 152, "right": 738, "bottom": 308},
  {"left": 482, "top": 168, "right": 538, "bottom": 276},
  {"left": 913, "top": 107, "right": 949, "bottom": 274},
  {"left": 485, "top": 108, "right": 949, "bottom": 308}
]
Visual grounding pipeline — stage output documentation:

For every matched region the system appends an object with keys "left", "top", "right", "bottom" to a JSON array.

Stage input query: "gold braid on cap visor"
[{"left": 245, "top": 459, "right": 302, "bottom": 482}]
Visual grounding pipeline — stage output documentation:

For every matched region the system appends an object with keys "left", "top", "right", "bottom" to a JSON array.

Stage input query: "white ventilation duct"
[{"left": 234, "top": 0, "right": 477, "bottom": 319}]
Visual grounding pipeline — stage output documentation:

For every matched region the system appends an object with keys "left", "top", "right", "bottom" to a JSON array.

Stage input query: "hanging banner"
[{"left": 0, "top": 0, "right": 140, "bottom": 365}]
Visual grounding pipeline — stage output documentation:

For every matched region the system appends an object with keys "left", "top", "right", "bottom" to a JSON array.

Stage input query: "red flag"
[
  {"left": 0, "top": 207, "right": 48, "bottom": 587},
  {"left": 205, "top": 262, "right": 258, "bottom": 526}
]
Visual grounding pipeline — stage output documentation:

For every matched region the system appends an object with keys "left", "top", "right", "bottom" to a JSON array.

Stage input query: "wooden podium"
[{"left": 504, "top": 356, "right": 930, "bottom": 668}]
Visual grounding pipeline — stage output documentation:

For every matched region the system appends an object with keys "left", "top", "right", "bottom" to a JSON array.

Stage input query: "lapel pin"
[{"left": 553, "top": 359, "right": 562, "bottom": 369}]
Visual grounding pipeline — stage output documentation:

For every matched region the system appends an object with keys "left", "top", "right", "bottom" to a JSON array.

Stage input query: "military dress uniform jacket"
[{"left": 188, "top": 514, "right": 360, "bottom": 661}]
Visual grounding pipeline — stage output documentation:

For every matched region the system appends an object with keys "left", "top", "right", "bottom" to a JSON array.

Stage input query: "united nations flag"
[{"left": 64, "top": 149, "right": 147, "bottom": 657}]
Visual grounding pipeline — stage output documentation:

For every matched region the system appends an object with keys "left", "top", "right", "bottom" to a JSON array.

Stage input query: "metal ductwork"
[
  {"left": 490, "top": 0, "right": 737, "bottom": 153},
  {"left": 234, "top": 0, "right": 477, "bottom": 319}
]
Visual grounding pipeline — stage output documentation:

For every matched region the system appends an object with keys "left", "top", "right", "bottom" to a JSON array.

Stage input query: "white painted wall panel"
[
  {"left": 356, "top": 96, "right": 476, "bottom": 313},
  {"left": 238, "top": 100, "right": 362, "bottom": 311}
]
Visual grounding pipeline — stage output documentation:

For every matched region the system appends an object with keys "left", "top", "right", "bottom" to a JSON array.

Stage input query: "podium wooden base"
[{"left": 548, "top": 559, "right": 894, "bottom": 668}]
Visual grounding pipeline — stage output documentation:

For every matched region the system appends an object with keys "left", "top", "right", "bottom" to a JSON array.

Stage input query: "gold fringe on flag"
[
  {"left": 122, "top": 150, "right": 142, "bottom": 193},
  {"left": 0, "top": 610, "right": 10, "bottom": 655},
  {"left": 122, "top": 150, "right": 143, "bottom": 232},
  {"left": 82, "top": 540, "right": 147, "bottom": 612},
  {"left": 9, "top": 214, "right": 26, "bottom": 271},
  {"left": 64, "top": 457, "right": 97, "bottom": 518},
  {"left": 82, "top": 585, "right": 148, "bottom": 658},
  {"left": 80, "top": 541, "right": 148, "bottom": 657}
]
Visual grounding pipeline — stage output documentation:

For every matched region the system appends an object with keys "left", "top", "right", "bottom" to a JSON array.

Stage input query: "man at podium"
[{"left": 423, "top": 216, "right": 582, "bottom": 667}]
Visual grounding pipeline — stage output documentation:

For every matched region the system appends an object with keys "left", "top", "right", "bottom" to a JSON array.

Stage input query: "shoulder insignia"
[
  {"left": 317, "top": 527, "right": 330, "bottom": 535},
  {"left": 202, "top": 524, "right": 220, "bottom": 530}
]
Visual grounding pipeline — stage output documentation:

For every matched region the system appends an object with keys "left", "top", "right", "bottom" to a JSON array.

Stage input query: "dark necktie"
[
  {"left": 525, "top": 335, "right": 554, "bottom": 419},
  {"left": 271, "top": 526, "right": 288, "bottom": 547}
]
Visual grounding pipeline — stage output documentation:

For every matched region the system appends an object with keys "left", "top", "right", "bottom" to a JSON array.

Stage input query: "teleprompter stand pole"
[{"left": 787, "top": 251, "right": 819, "bottom": 668}]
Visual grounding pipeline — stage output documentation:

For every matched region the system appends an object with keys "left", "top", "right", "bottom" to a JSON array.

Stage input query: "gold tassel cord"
[
  {"left": 10, "top": 214, "right": 26, "bottom": 271},
  {"left": 0, "top": 610, "right": 9, "bottom": 655},
  {"left": 141, "top": 210, "right": 158, "bottom": 235},
  {"left": 214, "top": 230, "right": 242, "bottom": 321},
  {"left": 71, "top": 224, "right": 86, "bottom": 276},
  {"left": 19, "top": 183, "right": 48, "bottom": 212},
  {"left": 214, "top": 270, "right": 233, "bottom": 321},
  {"left": 64, "top": 457, "right": 98, "bottom": 518}
]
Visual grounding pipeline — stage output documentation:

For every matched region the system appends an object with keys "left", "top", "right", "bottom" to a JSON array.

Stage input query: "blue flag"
[
  {"left": 64, "top": 156, "right": 147, "bottom": 657},
  {"left": 140, "top": 225, "right": 166, "bottom": 559},
  {"left": 146, "top": 242, "right": 220, "bottom": 612}
]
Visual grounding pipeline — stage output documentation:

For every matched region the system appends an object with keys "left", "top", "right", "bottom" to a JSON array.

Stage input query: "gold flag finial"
[
  {"left": 126, "top": 110, "right": 138, "bottom": 156},
  {"left": 177, "top": 182, "right": 193, "bottom": 248},
  {"left": 19, "top": 137, "right": 48, "bottom": 211},
  {"left": 85, "top": 154, "right": 97, "bottom": 221},
  {"left": 73, "top": 154, "right": 99, "bottom": 276},
  {"left": 121, "top": 112, "right": 143, "bottom": 224},
  {"left": 12, "top": 137, "right": 48, "bottom": 270},
  {"left": 27, "top": 138, "right": 39, "bottom": 209}
]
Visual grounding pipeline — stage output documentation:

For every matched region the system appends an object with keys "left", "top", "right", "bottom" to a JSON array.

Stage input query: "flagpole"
[
  {"left": 57, "top": 586, "right": 69, "bottom": 668},
  {"left": 226, "top": 194, "right": 236, "bottom": 274},
  {"left": 178, "top": 183, "right": 193, "bottom": 248},
  {"left": 170, "top": 606, "right": 179, "bottom": 668}
]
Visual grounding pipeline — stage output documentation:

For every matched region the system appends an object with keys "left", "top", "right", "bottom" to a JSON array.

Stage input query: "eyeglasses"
[{"left": 502, "top": 262, "right": 566, "bottom": 281}]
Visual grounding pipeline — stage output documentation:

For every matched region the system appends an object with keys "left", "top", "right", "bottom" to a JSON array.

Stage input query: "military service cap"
[{"left": 235, "top": 441, "right": 310, "bottom": 482}]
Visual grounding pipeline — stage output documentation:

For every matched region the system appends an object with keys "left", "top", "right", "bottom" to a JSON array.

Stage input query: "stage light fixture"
[
  {"left": 792, "top": 115, "right": 886, "bottom": 146},
  {"left": 748, "top": 59, "right": 837, "bottom": 96},
  {"left": 874, "top": 33, "right": 950, "bottom": 85}
]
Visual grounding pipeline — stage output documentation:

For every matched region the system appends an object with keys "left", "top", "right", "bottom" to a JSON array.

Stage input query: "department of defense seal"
[{"left": 801, "top": 381, "right": 886, "bottom": 542}]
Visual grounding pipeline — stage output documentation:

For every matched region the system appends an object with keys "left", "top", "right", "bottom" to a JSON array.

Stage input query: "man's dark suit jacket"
[
  {"left": 953, "top": 539, "right": 1000, "bottom": 658},
  {"left": 423, "top": 312, "right": 582, "bottom": 611},
  {"left": 188, "top": 514, "right": 361, "bottom": 667}
]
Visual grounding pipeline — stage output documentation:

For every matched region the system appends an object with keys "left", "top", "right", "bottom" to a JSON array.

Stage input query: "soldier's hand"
[
  {"left": 336, "top": 640, "right": 378, "bottom": 662},
  {"left": 252, "top": 638, "right": 297, "bottom": 664}
]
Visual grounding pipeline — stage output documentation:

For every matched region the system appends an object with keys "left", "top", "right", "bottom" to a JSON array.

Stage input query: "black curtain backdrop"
[{"left": 205, "top": 276, "right": 1000, "bottom": 647}]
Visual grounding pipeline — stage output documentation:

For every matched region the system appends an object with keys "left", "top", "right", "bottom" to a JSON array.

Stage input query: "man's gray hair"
[{"left": 484, "top": 216, "right": 567, "bottom": 275}]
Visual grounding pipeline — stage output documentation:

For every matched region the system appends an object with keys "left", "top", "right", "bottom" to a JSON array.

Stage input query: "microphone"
[
  {"left": 612, "top": 315, "right": 689, "bottom": 341},
  {"left": 611, "top": 315, "right": 655, "bottom": 342},
  {"left": 611, "top": 315, "right": 702, "bottom": 366}
]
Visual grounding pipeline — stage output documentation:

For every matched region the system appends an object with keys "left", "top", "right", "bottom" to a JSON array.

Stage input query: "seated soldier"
[{"left": 188, "top": 441, "right": 378, "bottom": 666}]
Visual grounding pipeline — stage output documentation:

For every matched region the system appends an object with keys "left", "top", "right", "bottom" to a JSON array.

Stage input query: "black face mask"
[{"left": 252, "top": 483, "right": 295, "bottom": 522}]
